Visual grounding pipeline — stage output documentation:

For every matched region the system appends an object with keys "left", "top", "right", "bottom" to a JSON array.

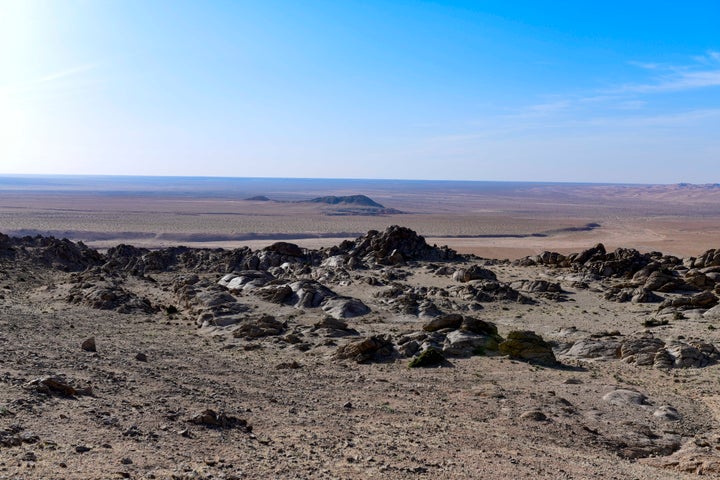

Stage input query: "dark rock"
[
  {"left": 25, "top": 376, "right": 92, "bottom": 397},
  {"left": 264, "top": 242, "right": 304, "bottom": 257},
  {"left": 67, "top": 280, "right": 158, "bottom": 314},
  {"left": 276, "top": 361, "right": 302, "bottom": 370},
  {"left": 187, "top": 409, "right": 251, "bottom": 431},
  {"left": 232, "top": 315, "right": 286, "bottom": 340},
  {"left": 408, "top": 348, "right": 445, "bottom": 368},
  {"left": 338, "top": 226, "right": 459, "bottom": 265},
  {"left": 498, "top": 331, "right": 557, "bottom": 366},
  {"left": 288, "top": 280, "right": 336, "bottom": 308},
  {"left": 452, "top": 265, "right": 497, "bottom": 283},
  {"left": 422, "top": 314, "right": 462, "bottom": 332},
  {"left": 255, "top": 284, "right": 293, "bottom": 304},
  {"left": 572, "top": 243, "right": 607, "bottom": 266},
  {"left": 659, "top": 291, "right": 719, "bottom": 310},
  {"left": 81, "top": 337, "right": 96, "bottom": 352},
  {"left": 334, "top": 335, "right": 396, "bottom": 363},
  {"left": 313, "top": 317, "right": 359, "bottom": 336},
  {"left": 644, "top": 270, "right": 684, "bottom": 292},
  {"left": 684, "top": 269, "right": 715, "bottom": 290},
  {"left": 0, "top": 426, "right": 39, "bottom": 448},
  {"left": 620, "top": 336, "right": 665, "bottom": 366},
  {"left": 460, "top": 316, "right": 498, "bottom": 336}
]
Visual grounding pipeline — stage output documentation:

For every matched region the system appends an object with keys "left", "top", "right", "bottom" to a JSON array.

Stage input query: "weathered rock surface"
[
  {"left": 232, "top": 315, "right": 287, "bottom": 340},
  {"left": 453, "top": 265, "right": 497, "bottom": 283},
  {"left": 67, "top": 279, "right": 157, "bottom": 314},
  {"left": 332, "top": 225, "right": 459, "bottom": 266},
  {"left": 334, "top": 336, "right": 396, "bottom": 363},
  {"left": 498, "top": 331, "right": 557, "bottom": 366},
  {"left": 188, "top": 409, "right": 251, "bottom": 431}
]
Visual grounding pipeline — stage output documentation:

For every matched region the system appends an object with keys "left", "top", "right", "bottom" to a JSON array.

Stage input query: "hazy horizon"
[
  {"left": 2, "top": 1, "right": 719, "bottom": 183},
  {"left": 0, "top": 172, "right": 701, "bottom": 188}
]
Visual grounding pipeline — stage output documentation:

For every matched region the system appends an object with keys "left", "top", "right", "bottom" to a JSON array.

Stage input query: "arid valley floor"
[{"left": 3, "top": 177, "right": 720, "bottom": 479}]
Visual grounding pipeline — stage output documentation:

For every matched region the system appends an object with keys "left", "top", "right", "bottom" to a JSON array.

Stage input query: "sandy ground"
[
  {"left": 2, "top": 235, "right": 720, "bottom": 479},
  {"left": 2, "top": 180, "right": 720, "bottom": 478}
]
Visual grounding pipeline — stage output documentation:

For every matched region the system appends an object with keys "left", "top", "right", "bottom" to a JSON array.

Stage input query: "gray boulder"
[{"left": 321, "top": 297, "right": 370, "bottom": 319}]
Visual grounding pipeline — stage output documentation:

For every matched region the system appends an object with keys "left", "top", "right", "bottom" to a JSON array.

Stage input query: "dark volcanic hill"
[
  {"left": 242, "top": 193, "right": 400, "bottom": 215},
  {"left": 305, "top": 195, "right": 385, "bottom": 208}
]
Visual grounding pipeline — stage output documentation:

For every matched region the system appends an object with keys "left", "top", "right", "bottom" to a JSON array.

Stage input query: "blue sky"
[{"left": 1, "top": 0, "right": 719, "bottom": 183}]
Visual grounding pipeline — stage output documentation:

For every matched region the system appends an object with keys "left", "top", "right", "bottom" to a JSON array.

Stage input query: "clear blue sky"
[{"left": 1, "top": 0, "right": 719, "bottom": 183}]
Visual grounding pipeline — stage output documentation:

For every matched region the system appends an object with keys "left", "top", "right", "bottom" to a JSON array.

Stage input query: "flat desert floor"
[{"left": 1, "top": 176, "right": 720, "bottom": 258}]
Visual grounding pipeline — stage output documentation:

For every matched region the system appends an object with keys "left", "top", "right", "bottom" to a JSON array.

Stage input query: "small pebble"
[{"left": 81, "top": 337, "right": 96, "bottom": 352}]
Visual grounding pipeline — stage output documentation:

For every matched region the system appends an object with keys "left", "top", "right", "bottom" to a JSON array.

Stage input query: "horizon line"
[{"left": 0, "top": 172, "right": 714, "bottom": 188}]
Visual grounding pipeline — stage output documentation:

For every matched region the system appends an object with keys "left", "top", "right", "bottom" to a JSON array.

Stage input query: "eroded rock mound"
[
  {"left": 452, "top": 265, "right": 497, "bottom": 283},
  {"left": 562, "top": 333, "right": 720, "bottom": 369},
  {"left": 449, "top": 281, "right": 533, "bottom": 304},
  {"left": 334, "top": 225, "right": 459, "bottom": 266},
  {"left": 175, "top": 276, "right": 249, "bottom": 327},
  {"left": 334, "top": 335, "right": 396, "bottom": 363},
  {"left": 399, "top": 315, "right": 500, "bottom": 359},
  {"left": 188, "top": 409, "right": 251, "bottom": 431},
  {"left": 67, "top": 275, "right": 157, "bottom": 314},
  {"left": 232, "top": 315, "right": 287, "bottom": 340},
  {"left": 251, "top": 279, "right": 371, "bottom": 319},
  {"left": 498, "top": 331, "right": 557, "bottom": 366}
]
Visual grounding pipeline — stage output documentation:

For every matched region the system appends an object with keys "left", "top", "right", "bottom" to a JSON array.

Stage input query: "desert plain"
[{"left": 3, "top": 176, "right": 720, "bottom": 479}]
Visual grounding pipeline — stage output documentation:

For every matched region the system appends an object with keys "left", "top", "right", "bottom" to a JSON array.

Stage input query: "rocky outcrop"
[
  {"left": 249, "top": 278, "right": 370, "bottom": 319},
  {"left": 562, "top": 333, "right": 720, "bottom": 369},
  {"left": 399, "top": 315, "right": 500, "bottom": 359},
  {"left": 604, "top": 286, "right": 662, "bottom": 303},
  {"left": 422, "top": 314, "right": 463, "bottom": 332},
  {"left": 659, "top": 291, "right": 718, "bottom": 310},
  {"left": 66, "top": 276, "right": 157, "bottom": 314},
  {"left": 449, "top": 281, "right": 533, "bottom": 304},
  {"left": 564, "top": 338, "right": 622, "bottom": 360},
  {"left": 452, "top": 265, "right": 497, "bottom": 283},
  {"left": 514, "top": 244, "right": 686, "bottom": 287},
  {"left": 219, "top": 271, "right": 275, "bottom": 291},
  {"left": 332, "top": 225, "right": 459, "bottom": 266},
  {"left": 643, "top": 438, "right": 720, "bottom": 475},
  {"left": 187, "top": 409, "right": 251, "bottom": 431},
  {"left": 688, "top": 249, "right": 720, "bottom": 269},
  {"left": 175, "top": 277, "right": 249, "bottom": 327},
  {"left": 232, "top": 315, "right": 287, "bottom": 340},
  {"left": 334, "top": 335, "right": 396, "bottom": 363},
  {"left": 321, "top": 297, "right": 371, "bottom": 319},
  {"left": 498, "top": 331, "right": 557, "bottom": 366}
]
